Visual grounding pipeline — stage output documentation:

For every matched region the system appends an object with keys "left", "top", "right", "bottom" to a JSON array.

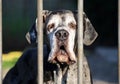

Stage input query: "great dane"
[{"left": 3, "top": 10, "right": 98, "bottom": 84}]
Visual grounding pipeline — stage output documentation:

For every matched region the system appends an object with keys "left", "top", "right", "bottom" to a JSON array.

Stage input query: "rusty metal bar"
[
  {"left": 37, "top": 0, "right": 43, "bottom": 84},
  {"left": 118, "top": 0, "right": 120, "bottom": 83},
  {"left": 77, "top": 0, "right": 84, "bottom": 84},
  {"left": 0, "top": 0, "right": 2, "bottom": 83}
]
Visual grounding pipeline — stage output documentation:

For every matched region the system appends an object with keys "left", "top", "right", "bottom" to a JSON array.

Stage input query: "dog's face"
[
  {"left": 26, "top": 10, "right": 98, "bottom": 65},
  {"left": 45, "top": 11, "right": 77, "bottom": 64}
]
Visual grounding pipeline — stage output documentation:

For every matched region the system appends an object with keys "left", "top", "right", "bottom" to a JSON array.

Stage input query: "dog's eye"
[
  {"left": 47, "top": 23, "right": 55, "bottom": 30},
  {"left": 68, "top": 22, "right": 76, "bottom": 29}
]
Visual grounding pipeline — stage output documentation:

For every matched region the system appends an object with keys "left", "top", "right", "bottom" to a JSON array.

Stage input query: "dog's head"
[{"left": 26, "top": 10, "right": 98, "bottom": 65}]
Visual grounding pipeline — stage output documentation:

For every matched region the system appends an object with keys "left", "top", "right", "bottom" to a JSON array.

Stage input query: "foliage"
[{"left": 2, "top": 51, "right": 22, "bottom": 69}]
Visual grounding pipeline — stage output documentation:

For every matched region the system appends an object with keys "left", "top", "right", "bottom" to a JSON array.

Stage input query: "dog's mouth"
[
  {"left": 48, "top": 43, "right": 76, "bottom": 65},
  {"left": 56, "top": 45, "right": 69, "bottom": 63}
]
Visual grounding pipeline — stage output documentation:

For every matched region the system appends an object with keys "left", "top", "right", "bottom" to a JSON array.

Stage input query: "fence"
[
  {"left": 0, "top": 0, "right": 2, "bottom": 83},
  {"left": 77, "top": 0, "right": 83, "bottom": 84},
  {"left": 118, "top": 0, "right": 120, "bottom": 84},
  {"left": 0, "top": 0, "right": 119, "bottom": 84},
  {"left": 37, "top": 0, "right": 43, "bottom": 84}
]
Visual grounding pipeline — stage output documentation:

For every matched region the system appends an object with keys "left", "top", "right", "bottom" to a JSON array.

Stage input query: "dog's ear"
[
  {"left": 26, "top": 10, "right": 51, "bottom": 44},
  {"left": 26, "top": 21, "right": 37, "bottom": 44},
  {"left": 83, "top": 13, "right": 98, "bottom": 46}
]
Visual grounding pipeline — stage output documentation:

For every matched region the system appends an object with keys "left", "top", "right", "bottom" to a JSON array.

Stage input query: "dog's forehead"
[{"left": 47, "top": 11, "right": 76, "bottom": 24}]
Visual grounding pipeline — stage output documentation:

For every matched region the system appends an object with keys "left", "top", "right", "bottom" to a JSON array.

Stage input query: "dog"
[{"left": 3, "top": 10, "right": 98, "bottom": 84}]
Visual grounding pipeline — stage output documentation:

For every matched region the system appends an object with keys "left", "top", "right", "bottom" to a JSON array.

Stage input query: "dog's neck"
[
  {"left": 44, "top": 56, "right": 91, "bottom": 83},
  {"left": 52, "top": 57, "right": 91, "bottom": 84},
  {"left": 44, "top": 45, "right": 91, "bottom": 84},
  {"left": 54, "top": 62, "right": 77, "bottom": 84},
  {"left": 46, "top": 44, "right": 77, "bottom": 76}
]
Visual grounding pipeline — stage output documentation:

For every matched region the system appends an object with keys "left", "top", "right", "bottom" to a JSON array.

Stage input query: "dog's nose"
[{"left": 55, "top": 29, "right": 69, "bottom": 41}]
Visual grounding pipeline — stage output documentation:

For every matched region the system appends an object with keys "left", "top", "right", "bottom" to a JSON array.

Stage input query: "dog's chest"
[{"left": 44, "top": 56, "right": 91, "bottom": 84}]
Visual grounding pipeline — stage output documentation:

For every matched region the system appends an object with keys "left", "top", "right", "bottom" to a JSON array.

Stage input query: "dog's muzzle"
[
  {"left": 48, "top": 29, "right": 76, "bottom": 65},
  {"left": 55, "top": 29, "right": 69, "bottom": 63}
]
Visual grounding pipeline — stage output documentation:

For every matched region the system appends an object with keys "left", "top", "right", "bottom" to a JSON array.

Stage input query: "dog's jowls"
[{"left": 3, "top": 10, "right": 98, "bottom": 84}]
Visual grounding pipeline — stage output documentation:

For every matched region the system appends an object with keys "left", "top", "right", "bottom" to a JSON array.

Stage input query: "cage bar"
[
  {"left": 118, "top": 0, "right": 120, "bottom": 83},
  {"left": 0, "top": 0, "right": 2, "bottom": 83},
  {"left": 77, "top": 0, "right": 84, "bottom": 84},
  {"left": 37, "top": 0, "right": 43, "bottom": 84}
]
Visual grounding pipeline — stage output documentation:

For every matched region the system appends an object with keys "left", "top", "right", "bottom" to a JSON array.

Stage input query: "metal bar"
[
  {"left": 118, "top": 0, "right": 120, "bottom": 83},
  {"left": 0, "top": 0, "right": 2, "bottom": 83},
  {"left": 77, "top": 0, "right": 83, "bottom": 84},
  {"left": 37, "top": 0, "right": 43, "bottom": 84}
]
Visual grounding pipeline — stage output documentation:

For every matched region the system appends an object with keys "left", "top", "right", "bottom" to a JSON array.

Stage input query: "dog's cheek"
[
  {"left": 48, "top": 33, "right": 56, "bottom": 49},
  {"left": 47, "top": 33, "right": 58, "bottom": 62},
  {"left": 68, "top": 30, "right": 76, "bottom": 49}
]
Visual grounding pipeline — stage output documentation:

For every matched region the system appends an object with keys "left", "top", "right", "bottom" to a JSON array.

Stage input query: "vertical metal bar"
[
  {"left": 37, "top": 0, "right": 43, "bottom": 84},
  {"left": 77, "top": 0, "right": 83, "bottom": 84},
  {"left": 118, "top": 0, "right": 120, "bottom": 83},
  {"left": 0, "top": 0, "right": 2, "bottom": 83}
]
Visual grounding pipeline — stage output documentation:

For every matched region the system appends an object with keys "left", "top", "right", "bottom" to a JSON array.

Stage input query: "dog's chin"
[
  {"left": 48, "top": 44, "right": 76, "bottom": 65},
  {"left": 56, "top": 46, "right": 69, "bottom": 63}
]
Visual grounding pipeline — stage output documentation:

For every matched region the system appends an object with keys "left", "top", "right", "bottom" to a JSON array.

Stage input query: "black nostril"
[
  {"left": 63, "top": 31, "right": 68, "bottom": 37},
  {"left": 55, "top": 29, "right": 69, "bottom": 41}
]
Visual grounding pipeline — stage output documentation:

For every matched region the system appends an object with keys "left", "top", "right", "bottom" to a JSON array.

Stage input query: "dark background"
[{"left": 2, "top": 0, "right": 117, "bottom": 52}]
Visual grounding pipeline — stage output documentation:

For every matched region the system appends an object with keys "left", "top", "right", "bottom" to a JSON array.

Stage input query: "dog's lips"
[
  {"left": 48, "top": 42, "right": 76, "bottom": 65},
  {"left": 56, "top": 48, "right": 69, "bottom": 63},
  {"left": 52, "top": 45, "right": 76, "bottom": 64}
]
